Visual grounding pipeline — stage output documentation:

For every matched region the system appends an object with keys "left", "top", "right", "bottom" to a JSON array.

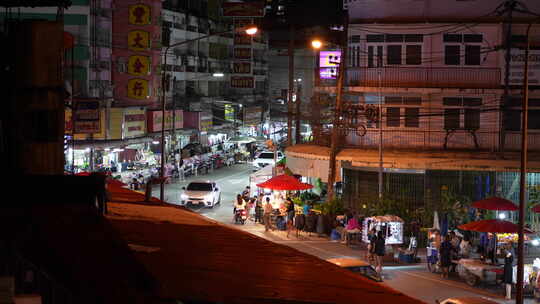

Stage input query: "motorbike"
[{"left": 234, "top": 209, "right": 247, "bottom": 225}]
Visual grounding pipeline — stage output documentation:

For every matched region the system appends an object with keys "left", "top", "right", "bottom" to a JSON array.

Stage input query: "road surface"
[{"left": 153, "top": 163, "right": 528, "bottom": 304}]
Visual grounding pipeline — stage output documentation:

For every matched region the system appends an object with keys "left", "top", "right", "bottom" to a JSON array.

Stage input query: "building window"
[
  {"left": 443, "top": 97, "right": 482, "bottom": 130},
  {"left": 503, "top": 110, "right": 521, "bottom": 131},
  {"left": 444, "top": 109, "right": 461, "bottom": 129},
  {"left": 405, "top": 108, "right": 420, "bottom": 127},
  {"left": 366, "top": 34, "right": 423, "bottom": 66},
  {"left": 368, "top": 45, "right": 383, "bottom": 68},
  {"left": 443, "top": 33, "right": 483, "bottom": 66},
  {"left": 383, "top": 96, "right": 421, "bottom": 128},
  {"left": 386, "top": 107, "right": 401, "bottom": 127},
  {"left": 387, "top": 45, "right": 402, "bottom": 65},
  {"left": 445, "top": 45, "right": 460, "bottom": 65}
]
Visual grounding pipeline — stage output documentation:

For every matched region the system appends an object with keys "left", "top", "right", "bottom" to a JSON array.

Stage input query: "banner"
[
  {"left": 128, "top": 30, "right": 150, "bottom": 51},
  {"left": 243, "top": 106, "right": 262, "bottom": 126},
  {"left": 127, "top": 78, "right": 149, "bottom": 99},
  {"left": 222, "top": 2, "right": 265, "bottom": 17},
  {"left": 123, "top": 108, "right": 146, "bottom": 138},
  {"left": 73, "top": 99, "right": 100, "bottom": 134},
  {"left": 129, "top": 4, "right": 151, "bottom": 25},
  {"left": 320, "top": 51, "right": 342, "bottom": 67},
  {"left": 147, "top": 110, "right": 183, "bottom": 132},
  {"left": 224, "top": 104, "right": 235, "bottom": 122},
  {"left": 231, "top": 76, "right": 254, "bottom": 88},
  {"left": 234, "top": 48, "right": 252, "bottom": 60},
  {"left": 233, "top": 62, "right": 251, "bottom": 74},
  {"left": 200, "top": 112, "right": 213, "bottom": 132},
  {"left": 504, "top": 48, "right": 540, "bottom": 85}
]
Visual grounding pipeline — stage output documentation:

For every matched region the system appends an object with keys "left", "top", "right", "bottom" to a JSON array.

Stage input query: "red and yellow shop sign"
[
  {"left": 127, "top": 78, "right": 149, "bottom": 100},
  {"left": 128, "top": 30, "right": 150, "bottom": 51},
  {"left": 129, "top": 4, "right": 151, "bottom": 25},
  {"left": 127, "top": 55, "right": 151, "bottom": 76}
]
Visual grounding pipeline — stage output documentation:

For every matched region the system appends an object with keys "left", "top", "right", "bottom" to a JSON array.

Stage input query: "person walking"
[
  {"left": 286, "top": 198, "right": 295, "bottom": 238},
  {"left": 503, "top": 242, "right": 514, "bottom": 300},
  {"left": 263, "top": 197, "right": 273, "bottom": 232},
  {"left": 367, "top": 228, "right": 377, "bottom": 263},
  {"left": 374, "top": 230, "right": 386, "bottom": 275},
  {"left": 439, "top": 234, "right": 453, "bottom": 279}
]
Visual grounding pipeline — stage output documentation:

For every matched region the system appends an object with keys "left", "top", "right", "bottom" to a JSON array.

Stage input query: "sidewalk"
[{"left": 232, "top": 216, "right": 428, "bottom": 266}]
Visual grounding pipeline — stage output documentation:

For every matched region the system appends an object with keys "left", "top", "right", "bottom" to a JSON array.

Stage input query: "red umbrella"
[
  {"left": 471, "top": 197, "right": 518, "bottom": 211},
  {"left": 458, "top": 219, "right": 519, "bottom": 233},
  {"left": 257, "top": 174, "right": 313, "bottom": 191}
]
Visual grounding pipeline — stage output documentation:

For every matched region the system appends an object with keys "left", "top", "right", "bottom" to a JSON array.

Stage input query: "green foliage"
[
  {"left": 300, "top": 191, "right": 319, "bottom": 202},
  {"left": 318, "top": 198, "right": 344, "bottom": 216},
  {"left": 292, "top": 196, "right": 305, "bottom": 206},
  {"left": 439, "top": 189, "right": 472, "bottom": 227},
  {"left": 277, "top": 158, "right": 286, "bottom": 165}
]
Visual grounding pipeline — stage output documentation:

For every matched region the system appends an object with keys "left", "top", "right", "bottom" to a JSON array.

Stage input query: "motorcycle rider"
[{"left": 233, "top": 194, "right": 246, "bottom": 222}]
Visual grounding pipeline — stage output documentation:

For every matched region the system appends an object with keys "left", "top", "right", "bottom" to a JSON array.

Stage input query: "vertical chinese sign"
[
  {"left": 222, "top": 1, "right": 265, "bottom": 89},
  {"left": 112, "top": 0, "right": 161, "bottom": 106}
]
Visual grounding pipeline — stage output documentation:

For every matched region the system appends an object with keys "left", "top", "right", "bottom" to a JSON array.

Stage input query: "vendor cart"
[{"left": 456, "top": 258, "right": 503, "bottom": 286}]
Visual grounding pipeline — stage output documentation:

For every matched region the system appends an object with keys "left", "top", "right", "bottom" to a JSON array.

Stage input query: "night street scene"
[{"left": 8, "top": 0, "right": 540, "bottom": 304}]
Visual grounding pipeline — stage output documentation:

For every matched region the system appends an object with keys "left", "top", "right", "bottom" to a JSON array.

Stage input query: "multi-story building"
[
  {"left": 0, "top": 0, "right": 117, "bottom": 170},
  {"left": 160, "top": 0, "right": 269, "bottom": 149},
  {"left": 287, "top": 0, "right": 540, "bottom": 213}
]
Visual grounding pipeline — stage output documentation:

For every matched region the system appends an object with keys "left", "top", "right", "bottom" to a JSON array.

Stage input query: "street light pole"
[{"left": 159, "top": 26, "right": 258, "bottom": 202}]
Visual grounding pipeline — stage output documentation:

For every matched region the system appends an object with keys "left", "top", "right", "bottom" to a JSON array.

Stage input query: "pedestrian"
[
  {"left": 439, "top": 234, "right": 452, "bottom": 279},
  {"left": 459, "top": 235, "right": 472, "bottom": 259},
  {"left": 286, "top": 198, "right": 295, "bottom": 238},
  {"left": 487, "top": 233, "right": 498, "bottom": 264},
  {"left": 374, "top": 230, "right": 386, "bottom": 275},
  {"left": 130, "top": 178, "right": 140, "bottom": 190},
  {"left": 254, "top": 199, "right": 263, "bottom": 223},
  {"left": 503, "top": 242, "right": 514, "bottom": 300},
  {"left": 263, "top": 197, "right": 273, "bottom": 232},
  {"left": 367, "top": 228, "right": 377, "bottom": 263}
]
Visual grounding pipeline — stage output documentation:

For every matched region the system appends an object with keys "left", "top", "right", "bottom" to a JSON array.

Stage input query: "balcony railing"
[
  {"left": 305, "top": 128, "right": 540, "bottom": 152},
  {"left": 324, "top": 67, "right": 501, "bottom": 89}
]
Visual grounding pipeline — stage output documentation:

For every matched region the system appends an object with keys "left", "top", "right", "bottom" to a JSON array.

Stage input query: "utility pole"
[
  {"left": 377, "top": 70, "right": 383, "bottom": 199},
  {"left": 517, "top": 19, "right": 534, "bottom": 304},
  {"left": 287, "top": 24, "right": 295, "bottom": 147},
  {"left": 501, "top": 0, "right": 517, "bottom": 153},
  {"left": 326, "top": 13, "right": 348, "bottom": 200}
]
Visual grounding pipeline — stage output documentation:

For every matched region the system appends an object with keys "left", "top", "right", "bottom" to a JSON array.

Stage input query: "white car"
[
  {"left": 180, "top": 181, "right": 221, "bottom": 208},
  {"left": 253, "top": 151, "right": 283, "bottom": 169}
]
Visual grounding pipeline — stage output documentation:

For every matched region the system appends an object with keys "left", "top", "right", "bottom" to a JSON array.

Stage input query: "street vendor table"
[{"left": 457, "top": 258, "right": 503, "bottom": 286}]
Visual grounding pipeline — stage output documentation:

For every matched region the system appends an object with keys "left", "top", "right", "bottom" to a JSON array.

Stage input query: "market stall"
[
  {"left": 456, "top": 219, "right": 520, "bottom": 287},
  {"left": 362, "top": 215, "right": 404, "bottom": 245}
]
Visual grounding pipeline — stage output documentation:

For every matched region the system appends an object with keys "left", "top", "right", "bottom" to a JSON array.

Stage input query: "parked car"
[
  {"left": 436, "top": 297, "right": 499, "bottom": 304},
  {"left": 253, "top": 151, "right": 283, "bottom": 169},
  {"left": 180, "top": 181, "right": 221, "bottom": 208},
  {"left": 326, "top": 258, "right": 382, "bottom": 282}
]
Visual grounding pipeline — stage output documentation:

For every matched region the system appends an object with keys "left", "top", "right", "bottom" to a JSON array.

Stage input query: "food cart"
[{"left": 362, "top": 215, "right": 404, "bottom": 245}]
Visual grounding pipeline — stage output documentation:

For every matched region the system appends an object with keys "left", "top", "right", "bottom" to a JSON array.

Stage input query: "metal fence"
[
  {"left": 317, "top": 67, "right": 501, "bottom": 89},
  {"left": 305, "top": 129, "right": 540, "bottom": 152}
]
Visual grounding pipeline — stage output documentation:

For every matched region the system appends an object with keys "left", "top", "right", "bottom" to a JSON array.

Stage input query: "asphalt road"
[{"left": 154, "top": 164, "right": 529, "bottom": 304}]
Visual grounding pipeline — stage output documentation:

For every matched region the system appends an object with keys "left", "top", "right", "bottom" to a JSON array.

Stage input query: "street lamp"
[
  {"left": 310, "top": 35, "right": 348, "bottom": 201},
  {"left": 311, "top": 39, "right": 323, "bottom": 49},
  {"left": 159, "top": 25, "right": 258, "bottom": 202}
]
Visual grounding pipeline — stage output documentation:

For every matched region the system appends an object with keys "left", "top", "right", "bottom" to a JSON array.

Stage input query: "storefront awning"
[{"left": 71, "top": 136, "right": 153, "bottom": 149}]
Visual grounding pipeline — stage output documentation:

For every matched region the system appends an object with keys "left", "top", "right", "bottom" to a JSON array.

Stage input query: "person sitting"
[
  {"left": 233, "top": 194, "right": 246, "bottom": 214},
  {"left": 343, "top": 213, "right": 361, "bottom": 244},
  {"left": 129, "top": 178, "right": 140, "bottom": 190}
]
